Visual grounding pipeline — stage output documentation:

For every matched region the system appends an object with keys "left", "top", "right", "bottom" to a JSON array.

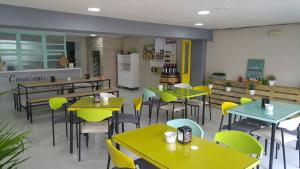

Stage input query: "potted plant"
[
  {"left": 207, "top": 78, "right": 213, "bottom": 89},
  {"left": 261, "top": 77, "right": 268, "bottom": 85},
  {"left": 268, "top": 75, "right": 276, "bottom": 86},
  {"left": 249, "top": 83, "right": 255, "bottom": 95},
  {"left": 225, "top": 81, "right": 232, "bottom": 92},
  {"left": 0, "top": 122, "right": 30, "bottom": 168}
]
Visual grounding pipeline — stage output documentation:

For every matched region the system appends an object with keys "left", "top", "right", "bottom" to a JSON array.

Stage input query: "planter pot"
[
  {"left": 208, "top": 84, "right": 213, "bottom": 89},
  {"left": 225, "top": 87, "right": 231, "bottom": 92},
  {"left": 269, "top": 80, "right": 275, "bottom": 86},
  {"left": 249, "top": 90, "right": 255, "bottom": 96}
]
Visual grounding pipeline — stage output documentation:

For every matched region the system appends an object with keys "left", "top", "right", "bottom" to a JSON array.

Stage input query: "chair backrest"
[
  {"left": 143, "top": 88, "right": 156, "bottom": 100},
  {"left": 240, "top": 97, "right": 253, "bottom": 105},
  {"left": 106, "top": 139, "right": 135, "bottom": 169},
  {"left": 77, "top": 109, "right": 112, "bottom": 122},
  {"left": 49, "top": 97, "right": 68, "bottom": 110},
  {"left": 192, "top": 85, "right": 211, "bottom": 95},
  {"left": 279, "top": 116, "right": 300, "bottom": 131},
  {"left": 174, "top": 83, "right": 192, "bottom": 89},
  {"left": 160, "top": 92, "right": 177, "bottom": 103},
  {"left": 167, "top": 119, "right": 204, "bottom": 138},
  {"left": 133, "top": 97, "right": 143, "bottom": 111},
  {"left": 221, "top": 102, "right": 239, "bottom": 116},
  {"left": 100, "top": 93, "right": 116, "bottom": 98},
  {"left": 214, "top": 130, "right": 263, "bottom": 158}
]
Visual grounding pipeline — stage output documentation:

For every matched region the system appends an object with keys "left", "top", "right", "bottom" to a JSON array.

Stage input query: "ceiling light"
[
  {"left": 197, "top": 10, "right": 210, "bottom": 15},
  {"left": 195, "top": 23, "right": 204, "bottom": 26},
  {"left": 90, "top": 34, "right": 97, "bottom": 37},
  {"left": 87, "top": 8, "right": 101, "bottom": 12}
]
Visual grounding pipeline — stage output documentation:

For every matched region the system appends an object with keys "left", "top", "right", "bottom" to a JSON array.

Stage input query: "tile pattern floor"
[{"left": 1, "top": 89, "right": 298, "bottom": 169}]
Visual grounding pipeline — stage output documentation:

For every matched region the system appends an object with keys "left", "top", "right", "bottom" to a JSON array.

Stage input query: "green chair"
[
  {"left": 118, "top": 97, "right": 143, "bottom": 132},
  {"left": 49, "top": 97, "right": 69, "bottom": 146},
  {"left": 214, "top": 130, "right": 263, "bottom": 169},
  {"left": 167, "top": 119, "right": 204, "bottom": 138},
  {"left": 156, "top": 92, "right": 185, "bottom": 123},
  {"left": 106, "top": 139, "right": 157, "bottom": 169},
  {"left": 77, "top": 108, "right": 113, "bottom": 161}
]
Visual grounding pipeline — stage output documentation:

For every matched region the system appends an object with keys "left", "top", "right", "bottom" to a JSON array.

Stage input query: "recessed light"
[
  {"left": 90, "top": 34, "right": 97, "bottom": 37},
  {"left": 195, "top": 23, "right": 204, "bottom": 26},
  {"left": 87, "top": 8, "right": 101, "bottom": 12},
  {"left": 197, "top": 10, "right": 210, "bottom": 15}
]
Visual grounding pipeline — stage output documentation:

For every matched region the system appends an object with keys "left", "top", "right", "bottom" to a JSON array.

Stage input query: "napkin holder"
[
  {"left": 177, "top": 126, "right": 192, "bottom": 144},
  {"left": 94, "top": 93, "right": 100, "bottom": 103}
]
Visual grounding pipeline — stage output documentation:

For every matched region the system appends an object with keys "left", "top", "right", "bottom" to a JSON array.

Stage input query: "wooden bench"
[
  {"left": 14, "top": 82, "right": 98, "bottom": 111},
  {"left": 26, "top": 88, "right": 119, "bottom": 123}
]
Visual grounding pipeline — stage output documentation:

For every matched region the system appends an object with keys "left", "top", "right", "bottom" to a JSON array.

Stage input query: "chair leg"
[
  {"left": 76, "top": 124, "right": 79, "bottom": 148},
  {"left": 209, "top": 96, "right": 212, "bottom": 120},
  {"left": 64, "top": 106, "right": 68, "bottom": 138},
  {"left": 122, "top": 123, "right": 125, "bottom": 133},
  {"left": 156, "top": 107, "right": 160, "bottom": 123},
  {"left": 219, "top": 115, "right": 224, "bottom": 132},
  {"left": 107, "top": 154, "right": 111, "bottom": 169},
  {"left": 298, "top": 139, "right": 300, "bottom": 168},
  {"left": 51, "top": 110, "right": 55, "bottom": 147},
  {"left": 149, "top": 105, "right": 152, "bottom": 125},
  {"left": 281, "top": 129, "right": 286, "bottom": 169},
  {"left": 78, "top": 124, "right": 81, "bottom": 161},
  {"left": 265, "top": 139, "right": 268, "bottom": 155},
  {"left": 166, "top": 110, "right": 169, "bottom": 121},
  {"left": 275, "top": 143, "right": 279, "bottom": 159},
  {"left": 86, "top": 134, "right": 89, "bottom": 148},
  {"left": 190, "top": 106, "right": 193, "bottom": 116},
  {"left": 197, "top": 106, "right": 200, "bottom": 124}
]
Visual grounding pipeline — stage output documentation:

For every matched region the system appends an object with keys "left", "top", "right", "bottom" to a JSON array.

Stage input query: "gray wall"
[
  {"left": 0, "top": 4, "right": 212, "bottom": 40},
  {"left": 191, "top": 40, "right": 207, "bottom": 86}
]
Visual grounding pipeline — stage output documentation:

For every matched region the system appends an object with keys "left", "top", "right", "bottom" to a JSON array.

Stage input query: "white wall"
[{"left": 206, "top": 24, "right": 300, "bottom": 87}]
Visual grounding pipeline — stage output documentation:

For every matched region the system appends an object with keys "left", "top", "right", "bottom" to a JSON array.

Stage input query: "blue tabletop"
[{"left": 228, "top": 100, "right": 300, "bottom": 123}]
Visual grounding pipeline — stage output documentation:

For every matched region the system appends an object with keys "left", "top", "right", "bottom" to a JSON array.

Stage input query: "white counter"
[{"left": 0, "top": 68, "right": 82, "bottom": 91}]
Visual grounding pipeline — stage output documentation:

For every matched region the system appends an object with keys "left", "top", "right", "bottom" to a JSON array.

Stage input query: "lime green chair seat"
[
  {"left": 240, "top": 97, "right": 253, "bottom": 105},
  {"left": 167, "top": 119, "right": 204, "bottom": 138},
  {"left": 157, "top": 92, "right": 185, "bottom": 123},
  {"left": 49, "top": 97, "right": 68, "bottom": 110},
  {"left": 106, "top": 139, "right": 157, "bottom": 169},
  {"left": 77, "top": 108, "right": 113, "bottom": 161},
  {"left": 214, "top": 130, "right": 263, "bottom": 159}
]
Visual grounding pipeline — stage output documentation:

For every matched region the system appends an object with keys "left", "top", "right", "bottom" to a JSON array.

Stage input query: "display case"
[{"left": 117, "top": 53, "right": 139, "bottom": 89}]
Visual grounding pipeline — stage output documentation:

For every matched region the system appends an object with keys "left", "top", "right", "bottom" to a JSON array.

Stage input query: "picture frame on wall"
[{"left": 246, "top": 59, "right": 265, "bottom": 81}]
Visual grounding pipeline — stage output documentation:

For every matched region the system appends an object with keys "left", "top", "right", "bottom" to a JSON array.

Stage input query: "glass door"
[{"left": 20, "top": 33, "right": 44, "bottom": 69}]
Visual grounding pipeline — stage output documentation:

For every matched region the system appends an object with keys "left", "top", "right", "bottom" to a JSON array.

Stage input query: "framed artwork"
[{"left": 246, "top": 59, "right": 265, "bottom": 81}]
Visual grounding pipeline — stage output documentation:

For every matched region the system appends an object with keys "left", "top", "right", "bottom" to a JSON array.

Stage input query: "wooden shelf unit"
[{"left": 210, "top": 80, "right": 300, "bottom": 108}]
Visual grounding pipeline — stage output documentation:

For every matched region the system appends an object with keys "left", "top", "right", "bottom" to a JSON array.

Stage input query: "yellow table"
[
  {"left": 112, "top": 124, "right": 259, "bottom": 169},
  {"left": 68, "top": 97, "right": 124, "bottom": 153}
]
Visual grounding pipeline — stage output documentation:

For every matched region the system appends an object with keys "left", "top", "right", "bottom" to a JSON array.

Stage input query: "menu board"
[{"left": 246, "top": 59, "right": 265, "bottom": 81}]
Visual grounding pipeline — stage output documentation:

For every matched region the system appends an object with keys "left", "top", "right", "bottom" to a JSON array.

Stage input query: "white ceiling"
[{"left": 1, "top": 0, "right": 300, "bottom": 29}]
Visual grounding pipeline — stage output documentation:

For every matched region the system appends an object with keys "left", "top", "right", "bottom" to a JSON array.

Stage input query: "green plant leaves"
[{"left": 0, "top": 122, "right": 30, "bottom": 168}]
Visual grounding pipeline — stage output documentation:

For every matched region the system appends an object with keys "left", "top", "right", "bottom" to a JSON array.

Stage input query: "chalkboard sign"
[{"left": 246, "top": 59, "right": 265, "bottom": 81}]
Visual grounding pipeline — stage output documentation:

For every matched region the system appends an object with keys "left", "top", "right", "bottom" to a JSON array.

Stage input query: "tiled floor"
[{"left": 1, "top": 89, "right": 298, "bottom": 169}]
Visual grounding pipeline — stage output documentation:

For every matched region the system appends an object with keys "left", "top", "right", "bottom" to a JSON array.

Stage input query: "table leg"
[
  {"left": 184, "top": 98, "right": 188, "bottom": 119},
  {"left": 17, "top": 84, "right": 21, "bottom": 112},
  {"left": 70, "top": 111, "right": 74, "bottom": 154},
  {"left": 96, "top": 81, "right": 99, "bottom": 90},
  {"left": 228, "top": 113, "right": 232, "bottom": 130},
  {"left": 269, "top": 123, "right": 276, "bottom": 169},
  {"left": 24, "top": 87, "right": 28, "bottom": 112},
  {"left": 108, "top": 79, "right": 111, "bottom": 88},
  {"left": 202, "top": 95, "right": 206, "bottom": 125}
]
